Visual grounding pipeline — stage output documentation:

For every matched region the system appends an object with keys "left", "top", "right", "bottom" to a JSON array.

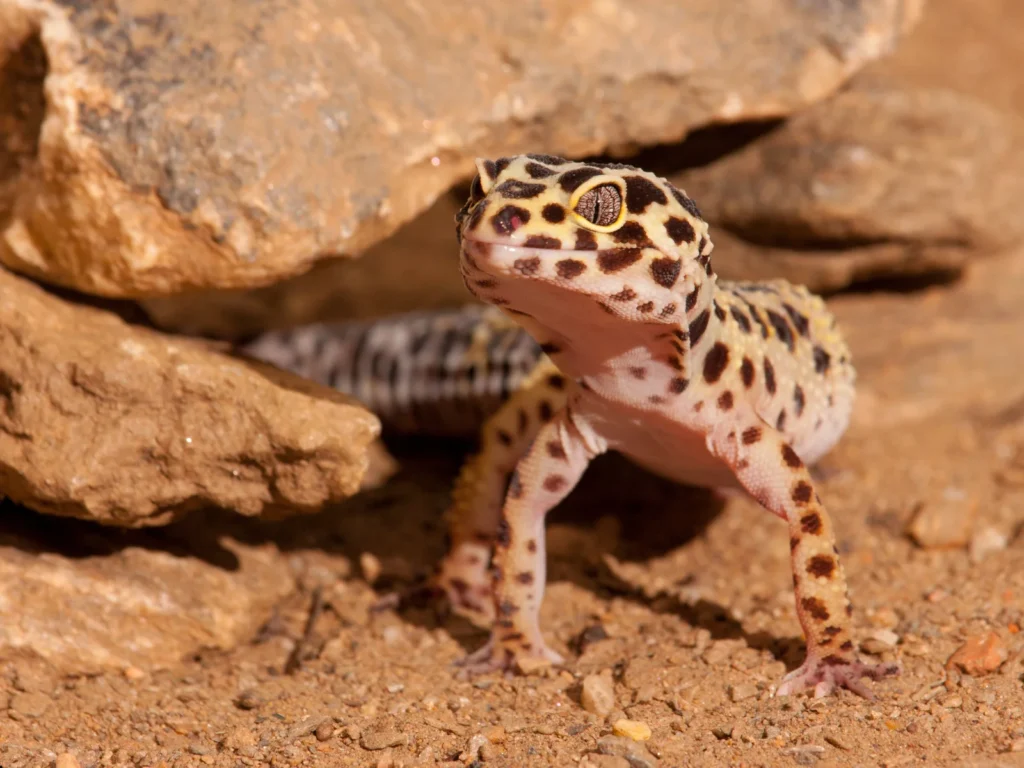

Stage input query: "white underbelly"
[{"left": 579, "top": 401, "right": 742, "bottom": 490}]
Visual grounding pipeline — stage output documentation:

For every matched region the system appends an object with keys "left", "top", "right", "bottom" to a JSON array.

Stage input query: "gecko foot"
[
  {"left": 370, "top": 569, "right": 495, "bottom": 627},
  {"left": 775, "top": 654, "right": 900, "bottom": 699},
  {"left": 454, "top": 639, "right": 564, "bottom": 678}
]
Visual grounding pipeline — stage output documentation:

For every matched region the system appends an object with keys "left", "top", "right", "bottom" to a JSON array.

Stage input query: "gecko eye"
[
  {"left": 574, "top": 184, "right": 621, "bottom": 226},
  {"left": 569, "top": 177, "right": 627, "bottom": 232}
]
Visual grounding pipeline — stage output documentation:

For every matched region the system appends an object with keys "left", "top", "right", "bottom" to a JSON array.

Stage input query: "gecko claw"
[{"left": 774, "top": 655, "right": 901, "bottom": 699}]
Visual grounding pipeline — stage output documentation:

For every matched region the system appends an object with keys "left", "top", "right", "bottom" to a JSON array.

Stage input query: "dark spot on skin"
[
  {"left": 475, "top": 278, "right": 498, "bottom": 288},
  {"left": 597, "top": 248, "right": 644, "bottom": 273},
  {"left": 807, "top": 555, "right": 836, "bottom": 578},
  {"left": 465, "top": 198, "right": 488, "bottom": 231},
  {"left": 517, "top": 409, "right": 528, "bottom": 434},
  {"left": 495, "top": 618, "right": 514, "bottom": 629},
  {"left": 496, "top": 179, "right": 546, "bottom": 199},
  {"left": 667, "top": 356, "right": 683, "bottom": 371},
  {"left": 713, "top": 301, "right": 726, "bottom": 321},
  {"left": 538, "top": 400, "right": 554, "bottom": 421},
  {"left": 765, "top": 309, "right": 795, "bottom": 351},
  {"left": 543, "top": 475, "right": 567, "bottom": 493},
  {"left": 686, "top": 285, "right": 700, "bottom": 312},
  {"left": 523, "top": 235, "right": 561, "bottom": 249},
  {"left": 525, "top": 162, "right": 557, "bottom": 179},
  {"left": 500, "top": 632, "right": 525, "bottom": 642},
  {"left": 813, "top": 346, "right": 832, "bottom": 374},
  {"left": 669, "top": 377, "right": 689, "bottom": 394},
  {"left": 800, "top": 512, "right": 823, "bottom": 535},
  {"left": 527, "top": 539, "right": 537, "bottom": 553},
  {"left": 610, "top": 286, "right": 637, "bottom": 301},
  {"left": 781, "top": 444, "right": 802, "bottom": 468},
  {"left": 763, "top": 357, "right": 777, "bottom": 395},
  {"left": 783, "top": 303, "right": 810, "bottom": 337},
  {"left": 659, "top": 303, "right": 677, "bottom": 319},
  {"left": 689, "top": 308, "right": 711, "bottom": 346},
  {"left": 693, "top": 401, "right": 704, "bottom": 412},
  {"left": 598, "top": 302, "right": 616, "bottom": 315},
  {"left": 736, "top": 458, "right": 749, "bottom": 470},
  {"left": 498, "top": 600, "right": 518, "bottom": 616},
  {"left": 745, "top": 303, "right": 770, "bottom": 339},
  {"left": 776, "top": 409, "right": 787, "bottom": 431},
  {"left": 801, "top": 597, "right": 830, "bottom": 621},
  {"left": 673, "top": 328, "right": 687, "bottom": 341},
  {"left": 846, "top": 605, "right": 854, "bottom": 617},
  {"left": 492, "top": 205, "right": 531, "bottom": 234},
  {"left": 496, "top": 429, "right": 513, "bottom": 447},
  {"left": 624, "top": 175, "right": 668, "bottom": 213},
  {"left": 575, "top": 229, "right": 598, "bottom": 250},
  {"left": 671, "top": 186, "right": 703, "bottom": 219},
  {"left": 824, "top": 626, "right": 842, "bottom": 636},
  {"left": 730, "top": 307, "right": 752, "bottom": 333},
  {"left": 546, "top": 440, "right": 567, "bottom": 459},
  {"left": 790, "top": 536, "right": 799, "bottom": 552},
  {"left": 823, "top": 655, "right": 848, "bottom": 666},
  {"left": 702, "top": 342, "right": 730, "bottom": 383},
  {"left": 793, "top": 385, "right": 806, "bottom": 416},
  {"left": 494, "top": 157, "right": 512, "bottom": 175},
  {"left": 558, "top": 166, "right": 603, "bottom": 192},
  {"left": 740, "top": 357, "right": 755, "bottom": 388},
  {"left": 516, "top": 572, "right": 534, "bottom": 585},
  {"left": 542, "top": 203, "right": 565, "bottom": 223},
  {"left": 539, "top": 342, "right": 561, "bottom": 355},
  {"left": 629, "top": 367, "right": 647, "bottom": 380},
  {"left": 650, "top": 257, "right": 682, "bottom": 288},
  {"left": 513, "top": 256, "right": 541, "bottom": 275},
  {"left": 664, "top": 216, "right": 696, "bottom": 244},
  {"left": 489, "top": 297, "right": 510, "bottom": 306},
  {"left": 481, "top": 160, "right": 498, "bottom": 181},
  {"left": 528, "top": 153, "right": 567, "bottom": 165},
  {"left": 840, "top": 640, "right": 854, "bottom": 651},
  {"left": 546, "top": 374, "right": 566, "bottom": 390},
  {"left": 717, "top": 390, "right": 733, "bottom": 410},
  {"left": 705, "top": 260, "right": 714, "bottom": 276},
  {"left": 496, "top": 516, "right": 512, "bottom": 545},
  {"left": 649, "top": 395, "right": 666, "bottom": 405},
  {"left": 637, "top": 301, "right": 654, "bottom": 313},
  {"left": 613, "top": 221, "right": 653, "bottom": 246},
  {"left": 556, "top": 259, "right": 587, "bottom": 279},
  {"left": 741, "top": 426, "right": 761, "bottom": 445}
]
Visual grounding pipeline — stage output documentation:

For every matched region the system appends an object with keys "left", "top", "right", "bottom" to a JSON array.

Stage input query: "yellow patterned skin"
[{"left": 433, "top": 154, "right": 897, "bottom": 698}]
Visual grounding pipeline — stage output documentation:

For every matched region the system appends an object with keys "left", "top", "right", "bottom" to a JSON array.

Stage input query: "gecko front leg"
[
  {"left": 457, "top": 405, "right": 605, "bottom": 674},
  {"left": 708, "top": 417, "right": 900, "bottom": 698}
]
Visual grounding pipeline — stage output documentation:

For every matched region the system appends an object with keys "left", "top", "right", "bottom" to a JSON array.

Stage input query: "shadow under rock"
[{"left": 0, "top": 434, "right": 795, "bottom": 661}]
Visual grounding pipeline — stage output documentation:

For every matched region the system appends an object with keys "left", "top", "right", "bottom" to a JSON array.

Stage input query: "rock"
[
  {"left": 580, "top": 673, "right": 616, "bottom": 717},
  {"left": 0, "top": 509, "right": 296, "bottom": 672},
  {"left": 0, "top": 266, "right": 378, "bottom": 526},
  {"left": 0, "top": 0, "right": 920, "bottom": 298},
  {"left": 597, "top": 735, "right": 658, "bottom": 768},
  {"left": 361, "top": 728, "right": 406, "bottom": 751},
  {"left": 969, "top": 527, "right": 1008, "bottom": 563},
  {"left": 612, "top": 719, "right": 652, "bottom": 742},
  {"left": 946, "top": 633, "right": 1009, "bottom": 676},
  {"left": 54, "top": 755, "right": 82, "bottom": 768},
  {"left": 677, "top": 85, "right": 1024, "bottom": 291},
  {"left": 7, "top": 690, "right": 50, "bottom": 718},
  {"left": 905, "top": 494, "right": 977, "bottom": 550},
  {"left": 728, "top": 683, "right": 758, "bottom": 702}
]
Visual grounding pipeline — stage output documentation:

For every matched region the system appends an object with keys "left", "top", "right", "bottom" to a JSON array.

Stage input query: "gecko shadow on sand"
[{"left": 0, "top": 434, "right": 800, "bottom": 666}]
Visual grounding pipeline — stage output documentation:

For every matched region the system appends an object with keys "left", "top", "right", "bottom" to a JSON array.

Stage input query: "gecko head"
[{"left": 455, "top": 154, "right": 714, "bottom": 327}]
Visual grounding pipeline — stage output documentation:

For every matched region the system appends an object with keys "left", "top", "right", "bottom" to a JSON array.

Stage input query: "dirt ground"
[{"left": 2, "top": 1, "right": 1024, "bottom": 766}]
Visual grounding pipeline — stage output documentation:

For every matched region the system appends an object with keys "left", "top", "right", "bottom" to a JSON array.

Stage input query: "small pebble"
[
  {"left": 360, "top": 552, "right": 382, "bottom": 584},
  {"left": 969, "top": 527, "right": 1008, "bottom": 562},
  {"left": 55, "top": 755, "right": 81, "bottom": 768},
  {"left": 8, "top": 691, "right": 50, "bottom": 718},
  {"left": 612, "top": 719, "right": 651, "bottom": 741},
  {"left": 581, "top": 673, "right": 616, "bottom": 717},
  {"left": 906, "top": 497, "right": 975, "bottom": 550},
  {"left": 946, "top": 632, "right": 1008, "bottom": 675},
  {"left": 729, "top": 683, "right": 758, "bottom": 702},
  {"left": 234, "top": 689, "right": 263, "bottom": 711},
  {"left": 315, "top": 722, "right": 334, "bottom": 742},
  {"left": 362, "top": 728, "right": 406, "bottom": 750},
  {"left": 481, "top": 725, "right": 506, "bottom": 743},
  {"left": 596, "top": 735, "right": 658, "bottom": 768}
]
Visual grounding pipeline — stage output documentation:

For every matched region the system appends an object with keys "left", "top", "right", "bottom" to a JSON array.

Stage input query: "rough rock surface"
[
  {"left": 0, "top": 266, "right": 379, "bottom": 526},
  {"left": 0, "top": 507, "right": 297, "bottom": 672},
  {"left": 0, "top": 0, "right": 921, "bottom": 297},
  {"left": 675, "top": 85, "right": 1024, "bottom": 290}
]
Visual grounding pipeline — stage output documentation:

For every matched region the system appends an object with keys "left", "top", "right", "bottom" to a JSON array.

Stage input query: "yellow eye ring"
[{"left": 569, "top": 175, "right": 627, "bottom": 232}]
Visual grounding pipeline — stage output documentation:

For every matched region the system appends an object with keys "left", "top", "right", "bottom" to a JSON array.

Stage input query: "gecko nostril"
[{"left": 492, "top": 205, "right": 531, "bottom": 235}]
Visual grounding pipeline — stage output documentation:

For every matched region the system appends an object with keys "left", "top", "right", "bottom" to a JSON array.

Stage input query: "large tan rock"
[
  {"left": 0, "top": 266, "right": 379, "bottom": 527},
  {"left": 0, "top": 0, "right": 921, "bottom": 297},
  {"left": 676, "top": 85, "right": 1024, "bottom": 290},
  {"left": 0, "top": 511, "right": 296, "bottom": 672}
]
